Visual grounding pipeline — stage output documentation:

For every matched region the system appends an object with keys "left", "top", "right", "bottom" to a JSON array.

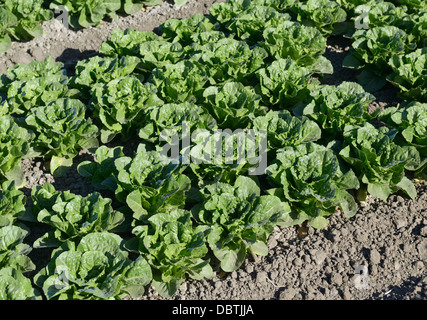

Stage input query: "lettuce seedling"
[
  {"left": 266, "top": 142, "right": 360, "bottom": 229},
  {"left": 31, "top": 183, "right": 125, "bottom": 248},
  {"left": 34, "top": 232, "right": 152, "bottom": 300},
  {"left": 339, "top": 122, "right": 420, "bottom": 201},
  {"left": 191, "top": 176, "right": 287, "bottom": 272},
  {"left": 126, "top": 209, "right": 212, "bottom": 298}
]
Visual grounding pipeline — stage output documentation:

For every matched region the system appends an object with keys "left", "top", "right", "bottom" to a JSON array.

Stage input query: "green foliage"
[
  {"left": 387, "top": 48, "right": 427, "bottom": 102},
  {"left": 0, "top": 0, "right": 53, "bottom": 52},
  {"left": 342, "top": 25, "right": 415, "bottom": 92},
  {"left": 294, "top": 81, "right": 377, "bottom": 141},
  {"left": 378, "top": 101, "right": 427, "bottom": 178},
  {"left": 339, "top": 122, "right": 420, "bottom": 201},
  {"left": 31, "top": 183, "right": 126, "bottom": 248},
  {"left": 127, "top": 209, "right": 212, "bottom": 298},
  {"left": 0, "top": 225, "right": 35, "bottom": 273},
  {"left": 34, "top": 232, "right": 152, "bottom": 300},
  {"left": 90, "top": 75, "right": 163, "bottom": 143},
  {"left": 266, "top": 142, "right": 360, "bottom": 229},
  {"left": 0, "top": 180, "right": 26, "bottom": 227},
  {"left": 0, "top": 115, "right": 33, "bottom": 187},
  {"left": 192, "top": 176, "right": 287, "bottom": 272},
  {"left": 49, "top": 0, "right": 121, "bottom": 29},
  {"left": 24, "top": 98, "right": 99, "bottom": 176}
]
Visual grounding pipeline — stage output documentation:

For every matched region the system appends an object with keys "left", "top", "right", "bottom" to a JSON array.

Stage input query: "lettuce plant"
[
  {"left": 378, "top": 101, "right": 427, "bottom": 178},
  {"left": 296, "top": 0, "right": 348, "bottom": 35},
  {"left": 115, "top": 147, "right": 191, "bottom": 222},
  {"left": 189, "top": 38, "right": 268, "bottom": 85},
  {"left": 266, "top": 142, "right": 360, "bottom": 229},
  {"left": 0, "top": 57, "right": 74, "bottom": 115},
  {"left": 261, "top": 21, "right": 333, "bottom": 74},
  {"left": 387, "top": 48, "right": 427, "bottom": 102},
  {"left": 34, "top": 232, "right": 152, "bottom": 300},
  {"left": 121, "top": 0, "right": 162, "bottom": 15},
  {"left": 202, "top": 82, "right": 266, "bottom": 129},
  {"left": 77, "top": 145, "right": 125, "bottom": 192},
  {"left": 353, "top": 1, "right": 408, "bottom": 30},
  {"left": 71, "top": 55, "right": 141, "bottom": 101},
  {"left": 407, "top": 10, "right": 427, "bottom": 48},
  {"left": 0, "top": 5, "right": 16, "bottom": 53},
  {"left": 126, "top": 209, "right": 212, "bottom": 298},
  {"left": 138, "top": 102, "right": 217, "bottom": 145},
  {"left": 255, "top": 58, "right": 313, "bottom": 109},
  {"left": 0, "top": 0, "right": 53, "bottom": 52},
  {"left": 149, "top": 60, "right": 209, "bottom": 103},
  {"left": 186, "top": 129, "right": 264, "bottom": 186},
  {"left": 24, "top": 98, "right": 99, "bottom": 176},
  {"left": 339, "top": 122, "right": 420, "bottom": 201},
  {"left": 49, "top": 0, "right": 121, "bottom": 29},
  {"left": 343, "top": 25, "right": 415, "bottom": 91},
  {"left": 293, "top": 81, "right": 377, "bottom": 141},
  {"left": 99, "top": 28, "right": 162, "bottom": 58},
  {"left": 0, "top": 267, "right": 41, "bottom": 300},
  {"left": 90, "top": 75, "right": 163, "bottom": 143},
  {"left": 192, "top": 176, "right": 286, "bottom": 272},
  {"left": 0, "top": 180, "right": 26, "bottom": 227},
  {"left": 252, "top": 110, "right": 322, "bottom": 151},
  {"left": 0, "top": 115, "right": 34, "bottom": 187},
  {"left": 0, "top": 225, "right": 35, "bottom": 273},
  {"left": 224, "top": 5, "right": 292, "bottom": 43},
  {"left": 159, "top": 14, "right": 216, "bottom": 46},
  {"left": 30, "top": 183, "right": 125, "bottom": 248}
]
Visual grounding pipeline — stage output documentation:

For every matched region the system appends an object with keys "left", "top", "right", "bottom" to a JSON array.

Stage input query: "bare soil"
[{"left": 1, "top": 0, "right": 426, "bottom": 301}]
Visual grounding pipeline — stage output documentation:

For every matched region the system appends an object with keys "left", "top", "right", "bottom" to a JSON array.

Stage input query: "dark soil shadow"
[
  {"left": 373, "top": 275, "right": 426, "bottom": 300},
  {"left": 56, "top": 48, "right": 99, "bottom": 76}
]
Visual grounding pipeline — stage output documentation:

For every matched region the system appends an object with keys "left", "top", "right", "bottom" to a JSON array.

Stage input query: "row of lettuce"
[
  {"left": 0, "top": 0, "right": 426, "bottom": 300},
  {"left": 0, "top": 0, "right": 189, "bottom": 53}
]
